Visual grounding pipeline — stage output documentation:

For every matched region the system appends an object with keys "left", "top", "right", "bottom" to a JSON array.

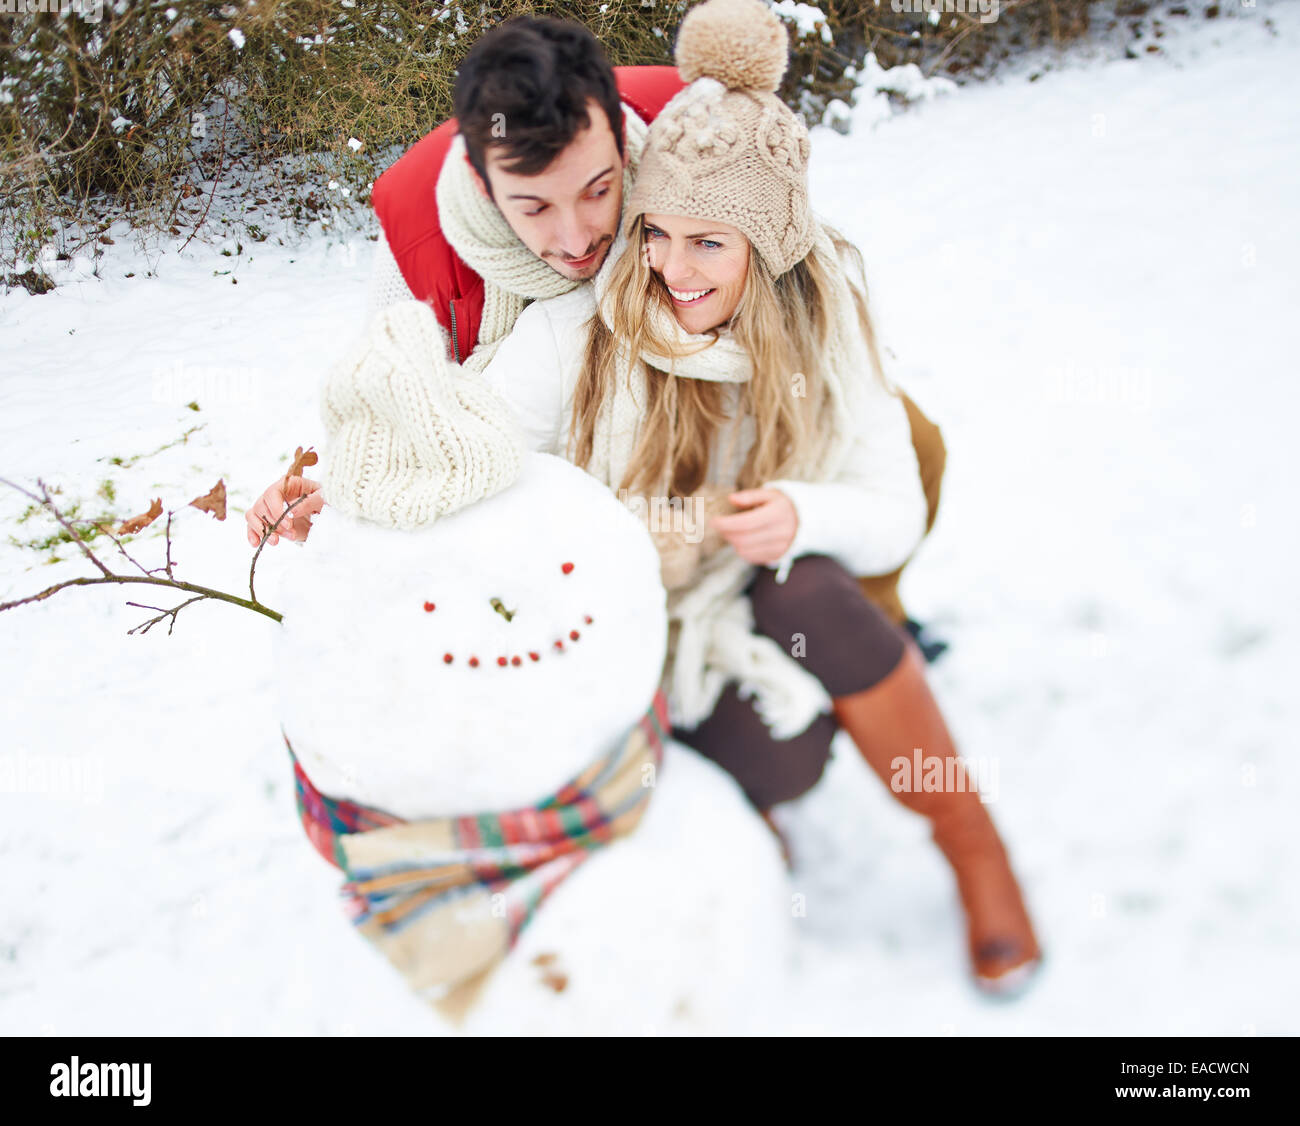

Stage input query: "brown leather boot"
[{"left": 830, "top": 639, "right": 1042, "bottom": 995}]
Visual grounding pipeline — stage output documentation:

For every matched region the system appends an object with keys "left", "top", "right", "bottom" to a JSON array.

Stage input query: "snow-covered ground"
[{"left": 2, "top": 2, "right": 1297, "bottom": 1034}]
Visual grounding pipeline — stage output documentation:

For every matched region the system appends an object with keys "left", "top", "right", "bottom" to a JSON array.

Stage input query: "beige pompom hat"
[{"left": 624, "top": 0, "right": 815, "bottom": 277}]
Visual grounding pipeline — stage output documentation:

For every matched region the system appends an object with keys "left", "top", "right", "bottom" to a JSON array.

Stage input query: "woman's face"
[{"left": 641, "top": 213, "right": 750, "bottom": 334}]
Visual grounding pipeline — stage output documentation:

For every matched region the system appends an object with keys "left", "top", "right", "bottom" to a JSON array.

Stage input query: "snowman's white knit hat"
[{"left": 320, "top": 301, "right": 525, "bottom": 529}]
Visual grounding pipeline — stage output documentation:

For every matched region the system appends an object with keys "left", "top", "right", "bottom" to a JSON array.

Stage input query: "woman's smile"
[{"left": 667, "top": 285, "right": 716, "bottom": 306}]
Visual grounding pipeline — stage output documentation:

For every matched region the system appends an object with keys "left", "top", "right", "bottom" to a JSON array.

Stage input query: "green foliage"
[
  {"left": 7, "top": 497, "right": 122, "bottom": 557},
  {"left": 0, "top": 1, "right": 1092, "bottom": 264}
]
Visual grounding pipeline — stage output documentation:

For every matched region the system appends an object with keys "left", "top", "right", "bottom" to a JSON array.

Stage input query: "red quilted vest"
[{"left": 371, "top": 65, "right": 685, "bottom": 364}]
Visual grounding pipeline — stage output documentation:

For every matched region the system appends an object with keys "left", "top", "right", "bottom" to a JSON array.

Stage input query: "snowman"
[{"left": 268, "top": 303, "right": 793, "bottom": 1034}]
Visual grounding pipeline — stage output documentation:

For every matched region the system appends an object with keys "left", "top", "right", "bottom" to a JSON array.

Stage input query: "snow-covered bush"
[{"left": 0, "top": 0, "right": 1096, "bottom": 270}]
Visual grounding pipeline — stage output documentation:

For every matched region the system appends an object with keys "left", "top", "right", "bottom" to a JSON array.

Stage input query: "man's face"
[{"left": 476, "top": 99, "right": 626, "bottom": 282}]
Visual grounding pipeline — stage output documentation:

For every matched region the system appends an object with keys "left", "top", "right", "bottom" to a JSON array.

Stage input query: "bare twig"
[
  {"left": 248, "top": 493, "right": 310, "bottom": 605},
  {"left": 126, "top": 596, "right": 205, "bottom": 636},
  {"left": 157, "top": 508, "right": 176, "bottom": 579},
  {"left": 1, "top": 477, "right": 111, "bottom": 577},
  {"left": 88, "top": 515, "right": 154, "bottom": 578},
  {"left": 179, "top": 97, "right": 229, "bottom": 254}
]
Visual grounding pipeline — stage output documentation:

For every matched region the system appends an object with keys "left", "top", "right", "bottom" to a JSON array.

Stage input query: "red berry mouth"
[{"left": 424, "top": 583, "right": 595, "bottom": 668}]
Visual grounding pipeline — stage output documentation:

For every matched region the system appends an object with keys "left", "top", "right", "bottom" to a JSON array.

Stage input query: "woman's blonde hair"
[{"left": 566, "top": 214, "right": 895, "bottom": 501}]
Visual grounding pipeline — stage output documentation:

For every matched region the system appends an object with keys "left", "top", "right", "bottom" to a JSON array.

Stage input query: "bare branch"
[
  {"left": 0, "top": 476, "right": 112, "bottom": 577},
  {"left": 165, "top": 509, "right": 176, "bottom": 577},
  {"left": 179, "top": 98, "right": 229, "bottom": 255},
  {"left": 0, "top": 574, "right": 281, "bottom": 624},
  {"left": 0, "top": 478, "right": 284, "bottom": 630},
  {"left": 126, "top": 596, "right": 205, "bottom": 636},
  {"left": 150, "top": 508, "right": 177, "bottom": 580},
  {"left": 248, "top": 493, "right": 309, "bottom": 605},
  {"left": 89, "top": 516, "right": 153, "bottom": 578}
]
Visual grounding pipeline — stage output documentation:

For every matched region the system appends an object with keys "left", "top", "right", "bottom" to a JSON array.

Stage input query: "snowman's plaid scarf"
[{"left": 284, "top": 689, "right": 669, "bottom": 1022}]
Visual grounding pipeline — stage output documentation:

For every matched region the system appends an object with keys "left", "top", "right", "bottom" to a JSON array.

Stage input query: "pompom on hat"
[
  {"left": 676, "top": 0, "right": 789, "bottom": 92},
  {"left": 624, "top": 0, "right": 815, "bottom": 277}
]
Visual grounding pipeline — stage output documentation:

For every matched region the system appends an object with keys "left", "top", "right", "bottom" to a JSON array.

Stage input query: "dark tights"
[{"left": 669, "top": 554, "right": 908, "bottom": 810}]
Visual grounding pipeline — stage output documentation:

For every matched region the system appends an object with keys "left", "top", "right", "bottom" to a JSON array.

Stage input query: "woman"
[{"left": 474, "top": 0, "right": 1043, "bottom": 993}]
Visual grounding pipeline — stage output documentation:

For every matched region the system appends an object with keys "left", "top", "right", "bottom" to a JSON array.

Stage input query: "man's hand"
[
  {"left": 710, "top": 487, "right": 797, "bottom": 565},
  {"left": 244, "top": 476, "right": 325, "bottom": 547}
]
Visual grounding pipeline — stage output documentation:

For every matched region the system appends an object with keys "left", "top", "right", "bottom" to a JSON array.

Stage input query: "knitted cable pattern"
[{"left": 321, "top": 301, "right": 525, "bottom": 528}]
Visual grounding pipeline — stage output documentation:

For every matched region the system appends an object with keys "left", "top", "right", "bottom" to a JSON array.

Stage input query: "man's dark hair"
[{"left": 453, "top": 17, "right": 624, "bottom": 194}]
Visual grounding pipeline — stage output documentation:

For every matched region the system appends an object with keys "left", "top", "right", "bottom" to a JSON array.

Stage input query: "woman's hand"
[
  {"left": 710, "top": 487, "right": 797, "bottom": 565},
  {"left": 244, "top": 476, "right": 325, "bottom": 547}
]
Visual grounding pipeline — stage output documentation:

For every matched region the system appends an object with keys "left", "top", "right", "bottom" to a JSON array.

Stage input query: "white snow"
[
  {"left": 1, "top": 3, "right": 1297, "bottom": 1034},
  {"left": 773, "top": 1, "right": 834, "bottom": 45}
]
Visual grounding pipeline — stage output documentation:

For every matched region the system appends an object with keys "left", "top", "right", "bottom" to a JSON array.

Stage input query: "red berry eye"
[
  {"left": 423, "top": 601, "right": 435, "bottom": 612},
  {"left": 443, "top": 653, "right": 453, "bottom": 664},
  {"left": 561, "top": 562, "right": 574, "bottom": 574}
]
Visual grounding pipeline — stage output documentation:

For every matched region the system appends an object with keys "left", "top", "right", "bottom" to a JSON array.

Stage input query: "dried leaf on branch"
[
  {"left": 283, "top": 446, "right": 318, "bottom": 490},
  {"left": 118, "top": 498, "right": 163, "bottom": 535},
  {"left": 189, "top": 479, "right": 227, "bottom": 521}
]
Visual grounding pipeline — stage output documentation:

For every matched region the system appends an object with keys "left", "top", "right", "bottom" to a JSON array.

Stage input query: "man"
[
  {"left": 365, "top": 18, "right": 684, "bottom": 367},
  {"left": 243, "top": 14, "right": 946, "bottom": 655}
]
